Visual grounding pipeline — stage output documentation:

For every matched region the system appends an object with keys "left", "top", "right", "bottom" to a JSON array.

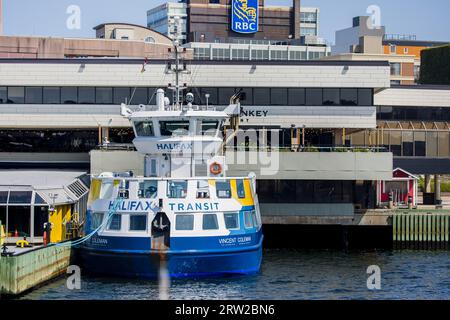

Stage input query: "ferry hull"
[{"left": 79, "top": 244, "right": 263, "bottom": 278}]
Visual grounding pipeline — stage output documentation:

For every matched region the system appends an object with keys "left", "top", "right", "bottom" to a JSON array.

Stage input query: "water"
[{"left": 21, "top": 250, "right": 450, "bottom": 300}]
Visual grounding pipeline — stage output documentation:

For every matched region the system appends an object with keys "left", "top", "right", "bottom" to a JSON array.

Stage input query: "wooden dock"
[
  {"left": 392, "top": 210, "right": 449, "bottom": 249},
  {"left": 0, "top": 244, "right": 73, "bottom": 296}
]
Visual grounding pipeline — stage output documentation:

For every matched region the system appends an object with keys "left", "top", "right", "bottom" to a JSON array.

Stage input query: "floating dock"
[{"left": 0, "top": 243, "right": 73, "bottom": 297}]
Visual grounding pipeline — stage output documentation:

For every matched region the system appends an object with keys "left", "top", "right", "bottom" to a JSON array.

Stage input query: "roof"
[
  {"left": 382, "top": 40, "right": 450, "bottom": 47},
  {"left": 93, "top": 22, "right": 172, "bottom": 42},
  {"left": 0, "top": 170, "right": 90, "bottom": 205},
  {"left": 393, "top": 167, "right": 420, "bottom": 180}
]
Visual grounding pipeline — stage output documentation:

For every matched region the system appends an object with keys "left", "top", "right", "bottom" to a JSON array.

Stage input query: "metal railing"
[{"left": 225, "top": 145, "right": 389, "bottom": 153}]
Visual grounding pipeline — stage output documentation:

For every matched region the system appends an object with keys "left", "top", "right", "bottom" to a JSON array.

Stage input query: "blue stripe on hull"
[{"left": 79, "top": 245, "right": 263, "bottom": 279}]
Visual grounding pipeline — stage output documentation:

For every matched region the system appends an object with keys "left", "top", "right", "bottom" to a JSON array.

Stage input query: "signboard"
[{"left": 231, "top": 0, "right": 259, "bottom": 34}]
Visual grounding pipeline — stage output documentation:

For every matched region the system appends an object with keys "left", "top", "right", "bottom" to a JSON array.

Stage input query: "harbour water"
[{"left": 20, "top": 249, "right": 450, "bottom": 300}]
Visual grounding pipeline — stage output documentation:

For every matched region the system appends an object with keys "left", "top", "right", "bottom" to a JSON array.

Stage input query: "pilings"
[
  {"left": 0, "top": 244, "right": 73, "bottom": 296},
  {"left": 393, "top": 211, "right": 449, "bottom": 250}
]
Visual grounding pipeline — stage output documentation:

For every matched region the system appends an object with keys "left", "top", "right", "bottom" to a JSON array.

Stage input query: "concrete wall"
[
  {"left": 226, "top": 151, "right": 393, "bottom": 180},
  {"left": 90, "top": 150, "right": 393, "bottom": 180},
  {"left": 0, "top": 60, "right": 390, "bottom": 89},
  {"left": 375, "top": 87, "right": 450, "bottom": 107}
]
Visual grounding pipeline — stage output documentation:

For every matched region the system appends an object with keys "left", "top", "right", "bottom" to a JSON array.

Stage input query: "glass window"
[
  {"left": 167, "top": 180, "right": 188, "bottom": 199},
  {"left": 197, "top": 180, "right": 210, "bottom": 199},
  {"left": 390, "top": 63, "right": 401, "bottom": 76},
  {"left": 148, "top": 88, "right": 158, "bottom": 105},
  {"left": 34, "top": 194, "right": 47, "bottom": 204},
  {"left": 129, "top": 215, "right": 147, "bottom": 231},
  {"left": 402, "top": 131, "right": 414, "bottom": 156},
  {"left": 135, "top": 122, "right": 154, "bottom": 137},
  {"left": 33, "top": 206, "right": 48, "bottom": 237},
  {"left": 199, "top": 88, "right": 218, "bottom": 105},
  {"left": 426, "top": 132, "right": 438, "bottom": 157},
  {"left": 238, "top": 88, "right": 253, "bottom": 106},
  {"left": 91, "top": 212, "right": 104, "bottom": 230},
  {"left": 8, "top": 191, "right": 32, "bottom": 204},
  {"left": 96, "top": 87, "right": 113, "bottom": 104},
  {"left": 7, "top": 206, "right": 30, "bottom": 236},
  {"left": 25, "top": 87, "right": 43, "bottom": 104},
  {"left": 0, "top": 87, "right": 6, "bottom": 103},
  {"left": 107, "top": 214, "right": 122, "bottom": 231},
  {"left": 288, "top": 88, "right": 305, "bottom": 106},
  {"left": 202, "top": 214, "right": 219, "bottom": 230},
  {"left": 8, "top": 87, "right": 25, "bottom": 104},
  {"left": 358, "top": 89, "right": 373, "bottom": 106},
  {"left": 175, "top": 214, "right": 194, "bottom": 231},
  {"left": 236, "top": 179, "right": 246, "bottom": 198},
  {"left": 79, "top": 87, "right": 95, "bottom": 104},
  {"left": 414, "top": 131, "right": 426, "bottom": 157},
  {"left": 0, "top": 207, "right": 6, "bottom": 230},
  {"left": 340, "top": 89, "right": 358, "bottom": 106},
  {"left": 0, "top": 191, "right": 8, "bottom": 203},
  {"left": 306, "top": 88, "right": 323, "bottom": 106},
  {"left": 138, "top": 181, "right": 158, "bottom": 198},
  {"left": 218, "top": 88, "right": 236, "bottom": 105},
  {"left": 244, "top": 211, "right": 254, "bottom": 228},
  {"left": 253, "top": 88, "right": 270, "bottom": 106},
  {"left": 61, "top": 87, "right": 78, "bottom": 104},
  {"left": 224, "top": 213, "right": 239, "bottom": 230},
  {"left": 114, "top": 87, "right": 131, "bottom": 104},
  {"left": 200, "top": 120, "right": 219, "bottom": 136},
  {"left": 130, "top": 88, "right": 148, "bottom": 105},
  {"left": 160, "top": 121, "right": 190, "bottom": 136},
  {"left": 43, "top": 87, "right": 60, "bottom": 104},
  {"left": 252, "top": 210, "right": 258, "bottom": 227},
  {"left": 390, "top": 131, "right": 402, "bottom": 156},
  {"left": 271, "top": 88, "right": 287, "bottom": 105},
  {"left": 438, "top": 132, "right": 450, "bottom": 157},
  {"left": 216, "top": 181, "right": 231, "bottom": 198},
  {"left": 323, "top": 89, "right": 340, "bottom": 105}
]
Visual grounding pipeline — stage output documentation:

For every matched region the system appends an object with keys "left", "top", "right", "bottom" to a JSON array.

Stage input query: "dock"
[{"left": 0, "top": 243, "right": 73, "bottom": 297}]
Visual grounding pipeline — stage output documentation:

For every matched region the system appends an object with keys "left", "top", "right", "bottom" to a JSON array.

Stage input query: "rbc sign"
[{"left": 231, "top": 0, "right": 259, "bottom": 34}]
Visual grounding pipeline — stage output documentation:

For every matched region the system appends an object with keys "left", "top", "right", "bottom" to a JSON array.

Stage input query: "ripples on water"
[{"left": 21, "top": 250, "right": 450, "bottom": 300}]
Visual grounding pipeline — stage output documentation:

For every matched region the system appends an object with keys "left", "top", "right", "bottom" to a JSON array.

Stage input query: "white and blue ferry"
[{"left": 80, "top": 86, "right": 263, "bottom": 278}]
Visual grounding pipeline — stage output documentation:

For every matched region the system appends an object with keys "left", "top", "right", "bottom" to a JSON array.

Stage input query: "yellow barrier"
[{"left": 0, "top": 221, "right": 5, "bottom": 246}]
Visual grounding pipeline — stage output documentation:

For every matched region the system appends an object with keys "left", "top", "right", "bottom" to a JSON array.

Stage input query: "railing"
[
  {"left": 383, "top": 34, "right": 417, "bottom": 41},
  {"left": 225, "top": 145, "right": 389, "bottom": 153}
]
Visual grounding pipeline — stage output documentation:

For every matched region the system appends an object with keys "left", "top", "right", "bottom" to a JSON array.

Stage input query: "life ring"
[{"left": 210, "top": 162, "right": 222, "bottom": 175}]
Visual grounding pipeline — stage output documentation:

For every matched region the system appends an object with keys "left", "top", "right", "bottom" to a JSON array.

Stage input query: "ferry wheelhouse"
[{"left": 80, "top": 89, "right": 263, "bottom": 278}]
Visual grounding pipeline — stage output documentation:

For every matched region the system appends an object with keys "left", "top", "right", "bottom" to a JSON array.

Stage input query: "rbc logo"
[{"left": 231, "top": 0, "right": 259, "bottom": 34}]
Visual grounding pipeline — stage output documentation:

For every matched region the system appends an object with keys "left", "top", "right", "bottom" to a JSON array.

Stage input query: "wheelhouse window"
[
  {"left": 129, "top": 214, "right": 147, "bottom": 231},
  {"left": 236, "top": 180, "right": 246, "bottom": 198},
  {"left": 138, "top": 181, "right": 158, "bottom": 198},
  {"left": 199, "top": 120, "right": 219, "bottom": 136},
  {"left": 160, "top": 121, "right": 190, "bottom": 136},
  {"left": 107, "top": 214, "right": 122, "bottom": 231},
  {"left": 224, "top": 212, "right": 239, "bottom": 230},
  {"left": 175, "top": 214, "right": 194, "bottom": 231},
  {"left": 134, "top": 122, "right": 154, "bottom": 137},
  {"left": 197, "top": 180, "right": 210, "bottom": 199},
  {"left": 202, "top": 214, "right": 219, "bottom": 230},
  {"left": 91, "top": 212, "right": 104, "bottom": 230},
  {"left": 244, "top": 211, "right": 254, "bottom": 229},
  {"left": 167, "top": 180, "right": 188, "bottom": 199},
  {"left": 216, "top": 181, "right": 231, "bottom": 198}
]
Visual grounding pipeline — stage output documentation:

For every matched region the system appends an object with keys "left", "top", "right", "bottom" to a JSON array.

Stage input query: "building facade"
[
  {"left": 331, "top": 16, "right": 449, "bottom": 85},
  {"left": 147, "top": 1, "right": 321, "bottom": 44}
]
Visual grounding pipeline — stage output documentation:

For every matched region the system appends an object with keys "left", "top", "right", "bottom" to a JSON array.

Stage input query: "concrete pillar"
[
  {"left": 424, "top": 175, "right": 432, "bottom": 193},
  {"left": 435, "top": 174, "right": 442, "bottom": 208}
]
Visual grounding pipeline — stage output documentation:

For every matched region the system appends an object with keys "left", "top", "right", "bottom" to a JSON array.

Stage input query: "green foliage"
[
  {"left": 420, "top": 44, "right": 450, "bottom": 85},
  {"left": 418, "top": 176, "right": 450, "bottom": 192}
]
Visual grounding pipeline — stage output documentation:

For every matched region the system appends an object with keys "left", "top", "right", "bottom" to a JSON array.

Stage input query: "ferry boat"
[{"left": 80, "top": 55, "right": 263, "bottom": 278}]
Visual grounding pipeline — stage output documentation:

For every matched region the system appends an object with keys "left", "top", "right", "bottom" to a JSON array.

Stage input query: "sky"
[{"left": 2, "top": 0, "right": 450, "bottom": 44}]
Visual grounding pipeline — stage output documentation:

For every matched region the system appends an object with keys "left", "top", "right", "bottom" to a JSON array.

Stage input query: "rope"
[{"left": 52, "top": 197, "right": 124, "bottom": 248}]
